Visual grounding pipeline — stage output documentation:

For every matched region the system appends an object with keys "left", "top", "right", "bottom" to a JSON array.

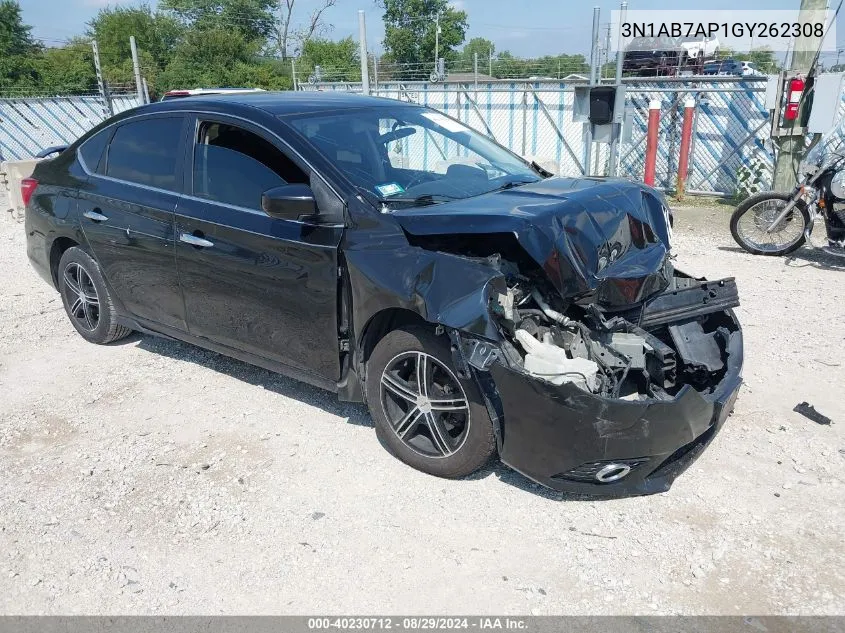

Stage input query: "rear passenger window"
[
  {"left": 106, "top": 117, "right": 183, "bottom": 191},
  {"left": 193, "top": 122, "right": 308, "bottom": 210},
  {"left": 79, "top": 128, "right": 110, "bottom": 173}
]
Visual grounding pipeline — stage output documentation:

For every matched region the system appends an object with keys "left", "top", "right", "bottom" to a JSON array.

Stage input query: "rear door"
[
  {"left": 78, "top": 114, "right": 189, "bottom": 330},
  {"left": 174, "top": 115, "right": 344, "bottom": 382}
]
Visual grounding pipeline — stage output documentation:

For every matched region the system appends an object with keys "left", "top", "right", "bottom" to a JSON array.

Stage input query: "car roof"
[{"left": 141, "top": 91, "right": 415, "bottom": 116}]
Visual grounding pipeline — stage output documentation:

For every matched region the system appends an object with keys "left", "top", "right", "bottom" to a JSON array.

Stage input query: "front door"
[
  {"left": 174, "top": 115, "right": 343, "bottom": 382},
  {"left": 78, "top": 115, "right": 188, "bottom": 330}
]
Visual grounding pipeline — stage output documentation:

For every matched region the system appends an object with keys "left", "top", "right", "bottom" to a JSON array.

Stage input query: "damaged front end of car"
[{"left": 386, "top": 178, "right": 743, "bottom": 496}]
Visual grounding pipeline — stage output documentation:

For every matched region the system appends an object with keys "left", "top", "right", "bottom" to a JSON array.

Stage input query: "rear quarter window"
[{"left": 79, "top": 128, "right": 111, "bottom": 173}]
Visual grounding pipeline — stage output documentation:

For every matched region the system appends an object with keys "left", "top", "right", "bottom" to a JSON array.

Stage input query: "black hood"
[{"left": 392, "top": 177, "right": 674, "bottom": 307}]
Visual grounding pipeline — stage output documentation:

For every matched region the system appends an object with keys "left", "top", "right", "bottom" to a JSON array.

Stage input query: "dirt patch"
[{"left": 0, "top": 207, "right": 843, "bottom": 614}]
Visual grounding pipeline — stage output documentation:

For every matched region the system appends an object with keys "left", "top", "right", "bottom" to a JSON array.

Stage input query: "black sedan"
[{"left": 24, "top": 92, "right": 743, "bottom": 496}]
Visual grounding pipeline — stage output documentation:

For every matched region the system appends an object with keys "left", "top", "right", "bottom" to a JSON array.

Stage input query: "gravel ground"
[{"left": 0, "top": 199, "right": 843, "bottom": 615}]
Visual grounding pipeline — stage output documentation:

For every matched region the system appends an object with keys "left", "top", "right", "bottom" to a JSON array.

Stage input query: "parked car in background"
[
  {"left": 623, "top": 37, "right": 685, "bottom": 75},
  {"left": 703, "top": 59, "right": 743, "bottom": 76},
  {"left": 701, "top": 59, "right": 763, "bottom": 77},
  {"left": 678, "top": 36, "right": 719, "bottom": 60},
  {"left": 740, "top": 61, "right": 763, "bottom": 76},
  {"left": 160, "top": 87, "right": 265, "bottom": 101},
  {"left": 23, "top": 92, "right": 743, "bottom": 497}
]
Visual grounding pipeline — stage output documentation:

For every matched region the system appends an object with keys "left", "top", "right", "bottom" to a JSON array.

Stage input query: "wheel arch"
[{"left": 49, "top": 236, "right": 80, "bottom": 289}]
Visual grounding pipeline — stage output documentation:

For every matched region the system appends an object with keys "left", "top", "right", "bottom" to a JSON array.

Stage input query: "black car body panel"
[
  {"left": 24, "top": 92, "right": 743, "bottom": 496},
  {"left": 392, "top": 178, "right": 674, "bottom": 307},
  {"left": 487, "top": 315, "right": 742, "bottom": 495}
]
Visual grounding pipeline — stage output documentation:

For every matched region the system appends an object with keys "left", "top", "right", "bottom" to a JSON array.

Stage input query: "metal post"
[
  {"left": 291, "top": 59, "right": 297, "bottom": 91},
  {"left": 644, "top": 100, "right": 661, "bottom": 186},
  {"left": 604, "top": 24, "right": 612, "bottom": 81},
  {"left": 129, "top": 36, "right": 145, "bottom": 104},
  {"left": 358, "top": 10, "right": 370, "bottom": 95},
  {"left": 589, "top": 7, "right": 600, "bottom": 85},
  {"left": 608, "top": 0, "right": 627, "bottom": 176},
  {"left": 489, "top": 48, "right": 493, "bottom": 76},
  {"left": 474, "top": 52, "right": 478, "bottom": 94},
  {"left": 584, "top": 6, "right": 600, "bottom": 174},
  {"left": 675, "top": 98, "right": 696, "bottom": 200},
  {"left": 142, "top": 77, "right": 150, "bottom": 104},
  {"left": 374, "top": 56, "right": 379, "bottom": 94},
  {"left": 772, "top": 0, "right": 826, "bottom": 191},
  {"left": 91, "top": 40, "right": 113, "bottom": 118},
  {"left": 434, "top": 11, "right": 441, "bottom": 72}
]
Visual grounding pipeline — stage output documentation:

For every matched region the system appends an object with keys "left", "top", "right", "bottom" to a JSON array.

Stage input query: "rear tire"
[
  {"left": 365, "top": 326, "right": 496, "bottom": 479},
  {"left": 58, "top": 247, "right": 132, "bottom": 344},
  {"left": 730, "top": 192, "right": 809, "bottom": 256}
]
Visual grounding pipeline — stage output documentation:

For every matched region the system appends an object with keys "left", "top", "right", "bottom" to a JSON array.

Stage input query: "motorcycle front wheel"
[{"left": 730, "top": 192, "right": 810, "bottom": 256}]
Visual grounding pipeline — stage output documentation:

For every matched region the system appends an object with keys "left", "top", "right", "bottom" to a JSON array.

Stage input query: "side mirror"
[{"left": 261, "top": 184, "right": 317, "bottom": 220}]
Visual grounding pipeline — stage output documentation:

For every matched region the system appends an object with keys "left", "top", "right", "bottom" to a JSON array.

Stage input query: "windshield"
[{"left": 287, "top": 105, "right": 540, "bottom": 207}]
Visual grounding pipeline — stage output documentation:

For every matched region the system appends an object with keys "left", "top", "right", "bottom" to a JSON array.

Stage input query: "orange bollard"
[
  {"left": 675, "top": 98, "right": 696, "bottom": 201},
  {"left": 643, "top": 100, "right": 660, "bottom": 186}
]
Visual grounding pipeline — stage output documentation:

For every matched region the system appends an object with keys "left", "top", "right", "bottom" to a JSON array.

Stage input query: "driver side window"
[{"left": 193, "top": 121, "right": 308, "bottom": 211}]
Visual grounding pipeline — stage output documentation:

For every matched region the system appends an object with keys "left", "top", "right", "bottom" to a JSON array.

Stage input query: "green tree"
[
  {"left": 160, "top": 0, "right": 276, "bottom": 44},
  {"left": 380, "top": 0, "right": 468, "bottom": 74},
  {"left": 159, "top": 26, "right": 291, "bottom": 91},
  {"left": 460, "top": 37, "right": 494, "bottom": 67},
  {"left": 36, "top": 38, "right": 97, "bottom": 94},
  {"left": 0, "top": 0, "right": 40, "bottom": 90},
  {"left": 87, "top": 5, "right": 181, "bottom": 70},
  {"left": 299, "top": 36, "right": 359, "bottom": 82},
  {"left": 87, "top": 5, "right": 182, "bottom": 93}
]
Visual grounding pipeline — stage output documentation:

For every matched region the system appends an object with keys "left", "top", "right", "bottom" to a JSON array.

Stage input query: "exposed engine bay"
[{"left": 476, "top": 256, "right": 740, "bottom": 401}]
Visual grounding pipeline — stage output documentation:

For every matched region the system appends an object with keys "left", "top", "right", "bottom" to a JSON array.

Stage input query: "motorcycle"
[{"left": 730, "top": 130, "right": 845, "bottom": 257}]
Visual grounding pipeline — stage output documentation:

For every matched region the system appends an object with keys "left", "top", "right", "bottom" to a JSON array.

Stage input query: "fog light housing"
[
  {"left": 595, "top": 463, "right": 631, "bottom": 482},
  {"left": 552, "top": 458, "right": 651, "bottom": 484}
]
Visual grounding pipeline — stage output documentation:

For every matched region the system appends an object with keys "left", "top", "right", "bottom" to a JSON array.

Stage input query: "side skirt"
[{"left": 116, "top": 315, "right": 340, "bottom": 394}]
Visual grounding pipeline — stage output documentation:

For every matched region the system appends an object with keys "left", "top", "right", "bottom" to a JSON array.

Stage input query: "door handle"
[
  {"left": 179, "top": 232, "right": 214, "bottom": 248},
  {"left": 83, "top": 209, "right": 108, "bottom": 222}
]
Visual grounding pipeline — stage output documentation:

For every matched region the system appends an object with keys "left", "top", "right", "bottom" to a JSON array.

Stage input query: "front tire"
[
  {"left": 365, "top": 326, "right": 496, "bottom": 479},
  {"left": 58, "top": 246, "right": 132, "bottom": 344},
  {"left": 730, "top": 192, "right": 809, "bottom": 256}
]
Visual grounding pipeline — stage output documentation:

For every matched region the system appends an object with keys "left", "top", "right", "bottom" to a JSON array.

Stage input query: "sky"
[{"left": 19, "top": 0, "right": 845, "bottom": 59}]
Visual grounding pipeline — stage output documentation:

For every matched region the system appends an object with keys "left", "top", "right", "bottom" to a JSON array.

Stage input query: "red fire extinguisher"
[{"left": 784, "top": 76, "right": 805, "bottom": 121}]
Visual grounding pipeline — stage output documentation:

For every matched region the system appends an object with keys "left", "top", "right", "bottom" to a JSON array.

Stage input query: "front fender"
[{"left": 346, "top": 246, "right": 507, "bottom": 344}]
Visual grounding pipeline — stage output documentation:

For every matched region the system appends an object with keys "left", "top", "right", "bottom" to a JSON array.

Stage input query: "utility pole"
[
  {"left": 584, "top": 6, "right": 600, "bottom": 175},
  {"left": 129, "top": 36, "right": 145, "bottom": 104},
  {"left": 489, "top": 47, "right": 493, "bottom": 76},
  {"left": 772, "top": 0, "right": 827, "bottom": 190},
  {"left": 358, "top": 10, "right": 370, "bottom": 95},
  {"left": 608, "top": 0, "right": 627, "bottom": 177},
  {"left": 434, "top": 10, "right": 441, "bottom": 77}
]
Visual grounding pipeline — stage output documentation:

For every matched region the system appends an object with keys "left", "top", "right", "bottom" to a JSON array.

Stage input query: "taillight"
[{"left": 21, "top": 177, "right": 38, "bottom": 207}]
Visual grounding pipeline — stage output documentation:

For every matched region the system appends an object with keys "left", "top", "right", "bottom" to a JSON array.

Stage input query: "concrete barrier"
[{"left": 1, "top": 159, "right": 42, "bottom": 221}]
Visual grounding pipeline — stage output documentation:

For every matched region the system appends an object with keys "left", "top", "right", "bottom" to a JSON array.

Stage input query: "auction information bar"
[
  {"left": 0, "top": 617, "right": 843, "bottom": 633},
  {"left": 610, "top": 10, "right": 835, "bottom": 52}
]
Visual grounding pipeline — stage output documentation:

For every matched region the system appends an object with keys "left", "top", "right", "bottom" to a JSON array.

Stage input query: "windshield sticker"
[
  {"left": 420, "top": 112, "right": 469, "bottom": 134},
  {"left": 375, "top": 182, "right": 405, "bottom": 197}
]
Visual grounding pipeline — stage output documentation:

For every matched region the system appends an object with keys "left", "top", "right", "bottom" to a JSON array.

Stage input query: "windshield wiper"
[
  {"left": 490, "top": 179, "right": 537, "bottom": 193},
  {"left": 530, "top": 160, "right": 554, "bottom": 178},
  {"left": 375, "top": 193, "right": 462, "bottom": 208}
]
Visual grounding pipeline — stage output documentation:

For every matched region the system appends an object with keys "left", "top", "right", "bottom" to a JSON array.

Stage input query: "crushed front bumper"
[{"left": 482, "top": 320, "right": 743, "bottom": 497}]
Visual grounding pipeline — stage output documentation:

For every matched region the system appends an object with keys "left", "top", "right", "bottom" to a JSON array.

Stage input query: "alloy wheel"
[
  {"left": 63, "top": 262, "right": 100, "bottom": 331},
  {"left": 379, "top": 351, "right": 470, "bottom": 459}
]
